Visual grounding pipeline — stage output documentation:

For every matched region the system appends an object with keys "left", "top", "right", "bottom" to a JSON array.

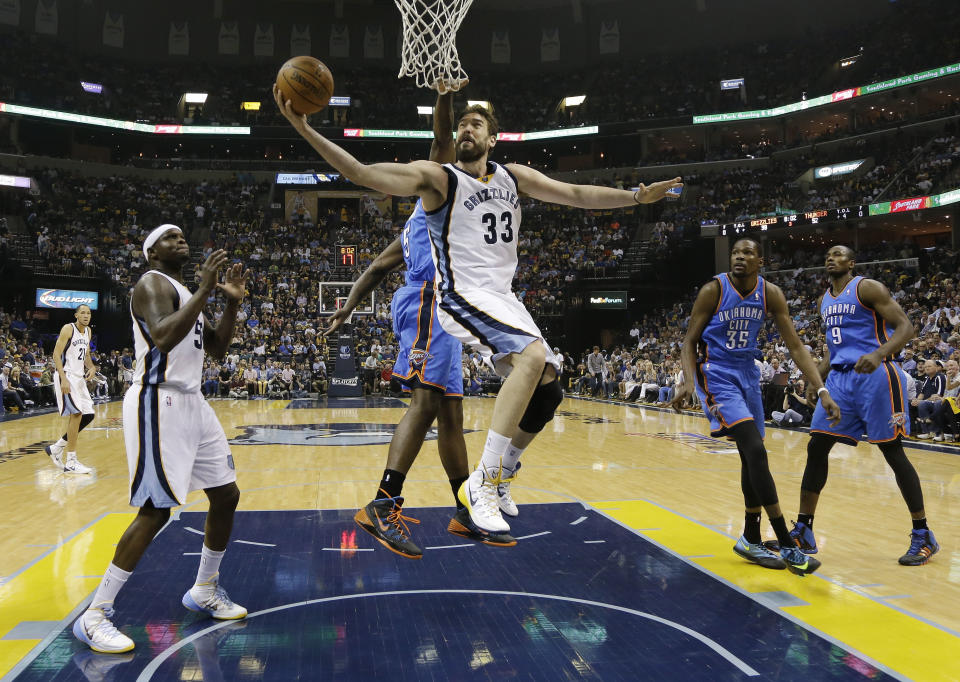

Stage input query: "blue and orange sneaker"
[
  {"left": 780, "top": 546, "right": 821, "bottom": 577},
  {"left": 789, "top": 520, "right": 818, "bottom": 554},
  {"left": 898, "top": 529, "right": 939, "bottom": 566},
  {"left": 355, "top": 494, "right": 422, "bottom": 559}
]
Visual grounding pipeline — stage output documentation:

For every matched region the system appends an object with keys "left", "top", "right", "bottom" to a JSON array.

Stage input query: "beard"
[{"left": 456, "top": 140, "right": 484, "bottom": 162}]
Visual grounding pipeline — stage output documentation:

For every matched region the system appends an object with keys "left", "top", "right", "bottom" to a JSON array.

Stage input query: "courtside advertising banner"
[{"left": 35, "top": 288, "right": 99, "bottom": 310}]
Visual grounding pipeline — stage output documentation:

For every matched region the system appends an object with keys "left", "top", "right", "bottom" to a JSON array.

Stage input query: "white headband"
[{"left": 143, "top": 224, "right": 183, "bottom": 260}]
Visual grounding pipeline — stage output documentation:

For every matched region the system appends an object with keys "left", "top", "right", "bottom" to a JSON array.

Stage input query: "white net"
[{"left": 395, "top": 0, "right": 473, "bottom": 92}]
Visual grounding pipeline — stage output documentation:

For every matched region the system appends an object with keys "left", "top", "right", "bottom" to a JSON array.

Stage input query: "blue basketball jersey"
[
  {"left": 820, "top": 275, "right": 890, "bottom": 366},
  {"left": 700, "top": 273, "right": 767, "bottom": 364},
  {"left": 401, "top": 201, "right": 435, "bottom": 286}
]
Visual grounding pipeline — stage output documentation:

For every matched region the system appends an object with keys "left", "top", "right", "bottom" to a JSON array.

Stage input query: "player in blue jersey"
[
  {"left": 671, "top": 238, "right": 841, "bottom": 577},
  {"left": 788, "top": 245, "right": 938, "bottom": 566},
  {"left": 325, "top": 90, "right": 515, "bottom": 558}
]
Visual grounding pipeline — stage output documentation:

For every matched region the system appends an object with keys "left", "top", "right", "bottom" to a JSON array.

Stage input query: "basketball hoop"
[{"left": 395, "top": 0, "right": 473, "bottom": 93}]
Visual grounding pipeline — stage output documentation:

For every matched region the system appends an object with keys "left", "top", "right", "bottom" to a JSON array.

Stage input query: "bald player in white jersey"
[
  {"left": 46, "top": 303, "right": 97, "bottom": 474},
  {"left": 73, "top": 225, "right": 250, "bottom": 654},
  {"left": 275, "top": 85, "right": 681, "bottom": 533}
]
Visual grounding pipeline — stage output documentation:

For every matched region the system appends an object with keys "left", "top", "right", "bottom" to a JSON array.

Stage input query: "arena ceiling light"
[
  {"left": 467, "top": 100, "right": 491, "bottom": 110},
  {"left": 416, "top": 105, "right": 433, "bottom": 115},
  {"left": 184, "top": 92, "right": 208, "bottom": 104},
  {"left": 563, "top": 95, "right": 586, "bottom": 107}
]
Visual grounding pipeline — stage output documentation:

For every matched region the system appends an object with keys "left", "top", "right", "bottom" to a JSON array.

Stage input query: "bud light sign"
[{"left": 36, "top": 288, "right": 99, "bottom": 310}]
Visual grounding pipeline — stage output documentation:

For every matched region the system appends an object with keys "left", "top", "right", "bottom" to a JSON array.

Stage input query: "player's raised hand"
[
  {"left": 272, "top": 84, "right": 308, "bottom": 131},
  {"left": 854, "top": 350, "right": 881, "bottom": 374},
  {"left": 634, "top": 177, "right": 683, "bottom": 204},
  {"left": 820, "top": 391, "right": 842, "bottom": 426},
  {"left": 198, "top": 249, "right": 228, "bottom": 293},
  {"left": 667, "top": 384, "right": 692, "bottom": 413},
  {"left": 323, "top": 308, "right": 353, "bottom": 337},
  {"left": 218, "top": 262, "right": 250, "bottom": 302}
]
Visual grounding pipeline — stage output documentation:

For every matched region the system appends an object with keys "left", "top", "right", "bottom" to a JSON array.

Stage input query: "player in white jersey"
[
  {"left": 73, "top": 225, "right": 250, "bottom": 654},
  {"left": 46, "top": 304, "right": 97, "bottom": 474},
  {"left": 276, "top": 86, "right": 681, "bottom": 533}
]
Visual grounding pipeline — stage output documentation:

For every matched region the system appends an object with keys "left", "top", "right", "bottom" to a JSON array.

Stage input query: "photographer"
[{"left": 771, "top": 378, "right": 812, "bottom": 427}]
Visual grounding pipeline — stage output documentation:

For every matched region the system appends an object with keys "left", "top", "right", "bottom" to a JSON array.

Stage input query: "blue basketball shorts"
[
  {"left": 809, "top": 361, "right": 910, "bottom": 444},
  {"left": 391, "top": 283, "right": 463, "bottom": 397},
  {"left": 694, "top": 360, "right": 765, "bottom": 438}
]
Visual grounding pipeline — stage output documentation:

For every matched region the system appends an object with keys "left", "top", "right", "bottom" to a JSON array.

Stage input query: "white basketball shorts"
[
  {"left": 123, "top": 385, "right": 236, "bottom": 508},
  {"left": 54, "top": 372, "right": 94, "bottom": 415},
  {"left": 437, "top": 287, "right": 561, "bottom": 377}
]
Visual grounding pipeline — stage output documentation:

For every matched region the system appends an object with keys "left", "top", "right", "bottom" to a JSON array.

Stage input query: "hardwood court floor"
[{"left": 0, "top": 395, "right": 957, "bottom": 680}]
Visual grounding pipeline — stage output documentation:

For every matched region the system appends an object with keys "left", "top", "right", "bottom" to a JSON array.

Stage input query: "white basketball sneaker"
[
  {"left": 72, "top": 607, "right": 135, "bottom": 653},
  {"left": 45, "top": 442, "right": 65, "bottom": 469},
  {"left": 182, "top": 575, "right": 248, "bottom": 620},
  {"left": 458, "top": 467, "right": 510, "bottom": 533},
  {"left": 497, "top": 462, "right": 520, "bottom": 518},
  {"left": 64, "top": 453, "right": 93, "bottom": 474}
]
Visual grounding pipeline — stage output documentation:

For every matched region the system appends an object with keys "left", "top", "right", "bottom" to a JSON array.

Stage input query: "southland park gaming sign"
[{"left": 35, "top": 288, "right": 99, "bottom": 310}]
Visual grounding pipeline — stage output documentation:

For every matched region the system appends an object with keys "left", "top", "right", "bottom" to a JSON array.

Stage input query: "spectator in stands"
[
  {"left": 1, "top": 362, "right": 28, "bottom": 411},
  {"left": 913, "top": 360, "right": 947, "bottom": 439}
]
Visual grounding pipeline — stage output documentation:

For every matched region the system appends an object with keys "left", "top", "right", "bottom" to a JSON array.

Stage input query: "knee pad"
[{"left": 519, "top": 380, "right": 563, "bottom": 433}]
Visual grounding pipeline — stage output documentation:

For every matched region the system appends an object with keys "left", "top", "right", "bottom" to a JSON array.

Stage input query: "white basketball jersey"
[
  {"left": 131, "top": 271, "right": 204, "bottom": 393},
  {"left": 62, "top": 324, "right": 90, "bottom": 377},
  {"left": 426, "top": 162, "right": 521, "bottom": 294}
]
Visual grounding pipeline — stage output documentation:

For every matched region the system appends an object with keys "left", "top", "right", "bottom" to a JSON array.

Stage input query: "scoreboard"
[
  {"left": 714, "top": 205, "right": 868, "bottom": 236},
  {"left": 338, "top": 244, "right": 356, "bottom": 267}
]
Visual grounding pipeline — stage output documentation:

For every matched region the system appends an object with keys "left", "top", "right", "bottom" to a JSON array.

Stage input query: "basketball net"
[{"left": 395, "top": 0, "right": 473, "bottom": 92}]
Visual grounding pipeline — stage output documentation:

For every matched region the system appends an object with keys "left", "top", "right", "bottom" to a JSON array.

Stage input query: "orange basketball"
[{"left": 276, "top": 56, "right": 334, "bottom": 115}]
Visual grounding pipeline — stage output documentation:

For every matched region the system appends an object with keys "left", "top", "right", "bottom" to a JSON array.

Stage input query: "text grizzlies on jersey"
[{"left": 462, "top": 187, "right": 520, "bottom": 211}]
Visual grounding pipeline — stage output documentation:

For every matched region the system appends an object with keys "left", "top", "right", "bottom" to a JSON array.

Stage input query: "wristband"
[
  {"left": 633, "top": 189, "right": 641, "bottom": 204},
  {"left": 817, "top": 387, "right": 829, "bottom": 396}
]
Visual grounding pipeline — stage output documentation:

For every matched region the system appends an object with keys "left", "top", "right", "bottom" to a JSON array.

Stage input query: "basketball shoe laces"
[
  {"left": 89, "top": 607, "right": 123, "bottom": 641},
  {"left": 200, "top": 580, "right": 239, "bottom": 611},
  {"left": 382, "top": 495, "right": 420, "bottom": 541},
  {"left": 478, "top": 466, "right": 506, "bottom": 516},
  {"left": 906, "top": 530, "right": 928, "bottom": 556}
]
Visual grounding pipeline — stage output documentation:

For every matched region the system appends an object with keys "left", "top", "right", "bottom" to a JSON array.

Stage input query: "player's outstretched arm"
[
  {"left": 507, "top": 163, "right": 682, "bottom": 209},
  {"left": 273, "top": 85, "right": 447, "bottom": 205},
  {"left": 854, "top": 278, "right": 914, "bottom": 374},
  {"left": 766, "top": 282, "right": 842, "bottom": 424},
  {"left": 132, "top": 250, "right": 228, "bottom": 354},
  {"left": 668, "top": 280, "right": 719, "bottom": 412},
  {"left": 429, "top": 92, "right": 456, "bottom": 164},
  {"left": 324, "top": 238, "right": 404, "bottom": 337}
]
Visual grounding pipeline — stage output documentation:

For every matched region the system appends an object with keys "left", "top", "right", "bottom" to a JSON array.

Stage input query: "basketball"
[{"left": 276, "top": 56, "right": 334, "bottom": 115}]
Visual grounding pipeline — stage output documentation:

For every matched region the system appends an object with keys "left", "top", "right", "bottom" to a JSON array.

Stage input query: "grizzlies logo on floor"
[{"left": 229, "top": 423, "right": 477, "bottom": 447}]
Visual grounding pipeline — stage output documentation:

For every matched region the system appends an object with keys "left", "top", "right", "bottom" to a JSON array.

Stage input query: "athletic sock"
[
  {"left": 55, "top": 437, "right": 68, "bottom": 448},
  {"left": 449, "top": 476, "right": 468, "bottom": 509},
  {"left": 90, "top": 563, "right": 132, "bottom": 610},
  {"left": 478, "top": 430, "right": 511, "bottom": 476},
  {"left": 912, "top": 517, "right": 928, "bottom": 531},
  {"left": 743, "top": 512, "right": 762, "bottom": 545},
  {"left": 770, "top": 515, "right": 792, "bottom": 548},
  {"left": 797, "top": 513, "right": 814, "bottom": 529},
  {"left": 501, "top": 443, "right": 525, "bottom": 475},
  {"left": 376, "top": 469, "right": 405, "bottom": 500},
  {"left": 196, "top": 545, "right": 225, "bottom": 585}
]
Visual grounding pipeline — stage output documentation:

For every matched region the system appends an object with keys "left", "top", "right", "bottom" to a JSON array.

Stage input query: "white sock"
[
  {"left": 66, "top": 451, "right": 77, "bottom": 460},
  {"left": 55, "top": 438, "right": 67, "bottom": 448},
  {"left": 478, "top": 430, "right": 511, "bottom": 476},
  {"left": 196, "top": 545, "right": 225, "bottom": 585},
  {"left": 90, "top": 563, "right": 132, "bottom": 610},
  {"left": 501, "top": 443, "right": 525, "bottom": 475}
]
